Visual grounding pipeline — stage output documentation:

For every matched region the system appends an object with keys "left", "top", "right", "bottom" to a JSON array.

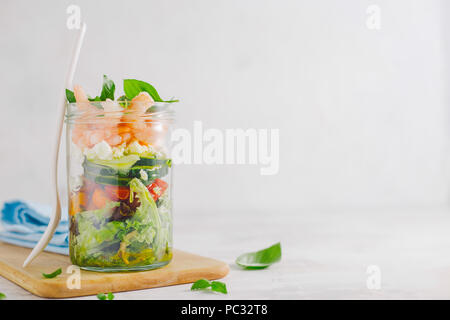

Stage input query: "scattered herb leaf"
[
  {"left": 191, "top": 279, "right": 212, "bottom": 290},
  {"left": 97, "top": 293, "right": 106, "bottom": 300},
  {"left": 66, "top": 89, "right": 76, "bottom": 103},
  {"left": 97, "top": 292, "right": 114, "bottom": 300},
  {"left": 42, "top": 268, "right": 62, "bottom": 279},
  {"left": 191, "top": 279, "right": 227, "bottom": 294},
  {"left": 236, "top": 242, "right": 282, "bottom": 269},
  {"left": 0, "top": 293, "right": 6, "bottom": 300},
  {"left": 211, "top": 281, "right": 228, "bottom": 294}
]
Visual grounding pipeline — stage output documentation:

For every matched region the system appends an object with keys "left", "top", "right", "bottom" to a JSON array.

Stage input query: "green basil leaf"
[
  {"left": 236, "top": 242, "right": 282, "bottom": 269},
  {"left": 88, "top": 95, "right": 102, "bottom": 102},
  {"left": 0, "top": 293, "right": 6, "bottom": 300},
  {"left": 107, "top": 292, "right": 115, "bottom": 300},
  {"left": 164, "top": 98, "right": 179, "bottom": 103},
  {"left": 191, "top": 279, "right": 227, "bottom": 294},
  {"left": 117, "top": 95, "right": 131, "bottom": 108},
  {"left": 97, "top": 293, "right": 107, "bottom": 300},
  {"left": 123, "top": 79, "right": 177, "bottom": 103},
  {"left": 42, "top": 267, "right": 62, "bottom": 279},
  {"left": 86, "top": 96, "right": 103, "bottom": 109},
  {"left": 211, "top": 281, "right": 227, "bottom": 294},
  {"left": 100, "top": 75, "right": 115, "bottom": 101},
  {"left": 66, "top": 89, "right": 76, "bottom": 103},
  {"left": 191, "top": 279, "right": 211, "bottom": 290}
]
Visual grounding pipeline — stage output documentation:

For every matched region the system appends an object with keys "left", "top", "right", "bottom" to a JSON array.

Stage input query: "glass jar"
[{"left": 65, "top": 100, "right": 174, "bottom": 272}]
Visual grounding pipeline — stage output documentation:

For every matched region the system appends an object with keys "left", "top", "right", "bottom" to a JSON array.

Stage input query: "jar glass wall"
[{"left": 65, "top": 101, "right": 174, "bottom": 272}]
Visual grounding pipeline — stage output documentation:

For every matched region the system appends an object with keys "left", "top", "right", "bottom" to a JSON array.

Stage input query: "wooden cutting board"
[{"left": 0, "top": 242, "right": 229, "bottom": 298}]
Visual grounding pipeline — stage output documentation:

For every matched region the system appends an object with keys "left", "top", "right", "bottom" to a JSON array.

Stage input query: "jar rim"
[{"left": 65, "top": 101, "right": 176, "bottom": 124}]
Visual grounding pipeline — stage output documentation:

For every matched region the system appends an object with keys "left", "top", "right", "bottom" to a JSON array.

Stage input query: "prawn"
[
  {"left": 134, "top": 122, "right": 167, "bottom": 147},
  {"left": 122, "top": 92, "right": 154, "bottom": 131}
]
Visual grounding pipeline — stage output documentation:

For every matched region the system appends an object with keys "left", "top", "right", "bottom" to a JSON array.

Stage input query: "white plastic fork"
[{"left": 23, "top": 23, "right": 87, "bottom": 267}]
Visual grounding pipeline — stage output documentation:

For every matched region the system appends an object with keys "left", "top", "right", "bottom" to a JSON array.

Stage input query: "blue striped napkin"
[{"left": 0, "top": 200, "right": 69, "bottom": 255}]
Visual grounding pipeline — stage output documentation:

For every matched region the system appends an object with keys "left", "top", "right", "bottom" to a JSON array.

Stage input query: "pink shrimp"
[
  {"left": 73, "top": 85, "right": 95, "bottom": 114},
  {"left": 74, "top": 131, "right": 91, "bottom": 149},
  {"left": 129, "top": 92, "right": 154, "bottom": 113},
  {"left": 105, "top": 134, "right": 122, "bottom": 146},
  {"left": 73, "top": 85, "right": 89, "bottom": 102},
  {"left": 134, "top": 122, "right": 167, "bottom": 147},
  {"left": 88, "top": 130, "right": 106, "bottom": 146},
  {"left": 101, "top": 99, "right": 122, "bottom": 127},
  {"left": 122, "top": 92, "right": 154, "bottom": 129},
  {"left": 120, "top": 132, "right": 132, "bottom": 144}
]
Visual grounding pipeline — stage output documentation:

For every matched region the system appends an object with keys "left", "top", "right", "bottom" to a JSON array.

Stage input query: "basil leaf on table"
[
  {"left": 66, "top": 89, "right": 76, "bottom": 103},
  {"left": 123, "top": 79, "right": 179, "bottom": 103},
  {"left": 210, "top": 281, "right": 228, "bottom": 294},
  {"left": 42, "top": 267, "right": 62, "bottom": 279},
  {"left": 97, "top": 292, "right": 114, "bottom": 300},
  {"left": 0, "top": 292, "right": 6, "bottom": 300},
  {"left": 97, "top": 293, "right": 107, "bottom": 300},
  {"left": 236, "top": 242, "right": 282, "bottom": 269},
  {"left": 191, "top": 279, "right": 228, "bottom": 294},
  {"left": 191, "top": 279, "right": 211, "bottom": 290}
]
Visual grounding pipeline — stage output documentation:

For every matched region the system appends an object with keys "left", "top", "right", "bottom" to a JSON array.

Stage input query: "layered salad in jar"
[{"left": 66, "top": 76, "right": 176, "bottom": 271}]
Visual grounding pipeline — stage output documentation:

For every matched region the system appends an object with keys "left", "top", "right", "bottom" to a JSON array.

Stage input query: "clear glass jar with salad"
[{"left": 65, "top": 76, "right": 176, "bottom": 271}]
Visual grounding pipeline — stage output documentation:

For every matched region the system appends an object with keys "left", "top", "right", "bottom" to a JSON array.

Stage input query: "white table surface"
[{"left": 2, "top": 207, "right": 450, "bottom": 300}]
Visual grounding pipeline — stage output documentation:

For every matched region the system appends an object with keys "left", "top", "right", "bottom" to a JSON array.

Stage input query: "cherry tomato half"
[{"left": 104, "top": 185, "right": 130, "bottom": 201}]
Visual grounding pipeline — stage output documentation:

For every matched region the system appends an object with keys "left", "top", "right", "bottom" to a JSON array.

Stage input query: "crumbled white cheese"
[
  {"left": 140, "top": 169, "right": 148, "bottom": 181},
  {"left": 69, "top": 175, "right": 83, "bottom": 193},
  {"left": 112, "top": 143, "right": 126, "bottom": 159},
  {"left": 126, "top": 140, "right": 149, "bottom": 155},
  {"left": 84, "top": 140, "right": 113, "bottom": 160},
  {"left": 69, "top": 142, "right": 85, "bottom": 192},
  {"left": 147, "top": 144, "right": 157, "bottom": 155}
]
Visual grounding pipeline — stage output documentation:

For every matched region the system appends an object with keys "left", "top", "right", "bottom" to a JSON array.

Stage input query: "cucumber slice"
[
  {"left": 85, "top": 162, "right": 169, "bottom": 179},
  {"left": 91, "top": 155, "right": 140, "bottom": 173},
  {"left": 83, "top": 154, "right": 170, "bottom": 186},
  {"left": 129, "top": 166, "right": 169, "bottom": 180},
  {"left": 134, "top": 157, "right": 171, "bottom": 167},
  {"left": 84, "top": 166, "right": 169, "bottom": 186},
  {"left": 83, "top": 161, "right": 116, "bottom": 176},
  {"left": 84, "top": 171, "right": 131, "bottom": 186}
]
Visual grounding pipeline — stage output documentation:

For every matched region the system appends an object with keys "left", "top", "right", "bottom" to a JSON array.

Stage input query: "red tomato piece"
[
  {"left": 147, "top": 179, "right": 168, "bottom": 201},
  {"left": 104, "top": 185, "right": 130, "bottom": 201}
]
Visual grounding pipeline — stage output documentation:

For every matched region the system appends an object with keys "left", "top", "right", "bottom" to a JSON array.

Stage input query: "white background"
[{"left": 0, "top": 0, "right": 449, "bottom": 213}]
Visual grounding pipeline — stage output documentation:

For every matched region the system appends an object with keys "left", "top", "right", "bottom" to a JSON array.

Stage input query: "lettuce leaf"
[
  {"left": 129, "top": 178, "right": 167, "bottom": 259},
  {"left": 72, "top": 179, "right": 171, "bottom": 265},
  {"left": 73, "top": 202, "right": 120, "bottom": 260}
]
